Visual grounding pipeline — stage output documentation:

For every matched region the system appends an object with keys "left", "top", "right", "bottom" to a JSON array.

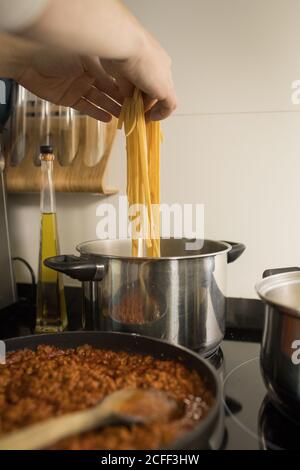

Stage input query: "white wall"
[{"left": 7, "top": 0, "right": 300, "bottom": 298}]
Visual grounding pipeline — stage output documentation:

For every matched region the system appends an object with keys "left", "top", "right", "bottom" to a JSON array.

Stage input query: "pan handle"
[
  {"left": 44, "top": 255, "right": 107, "bottom": 282},
  {"left": 263, "top": 267, "right": 300, "bottom": 278},
  {"left": 223, "top": 241, "right": 246, "bottom": 264}
]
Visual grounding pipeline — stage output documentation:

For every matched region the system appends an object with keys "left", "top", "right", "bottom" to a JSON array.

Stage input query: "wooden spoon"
[{"left": 0, "top": 388, "right": 180, "bottom": 450}]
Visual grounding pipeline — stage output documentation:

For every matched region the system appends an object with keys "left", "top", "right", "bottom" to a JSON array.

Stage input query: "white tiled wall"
[{"left": 7, "top": 0, "right": 300, "bottom": 298}]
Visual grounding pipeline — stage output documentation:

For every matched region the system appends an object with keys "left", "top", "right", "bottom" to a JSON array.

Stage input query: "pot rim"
[
  {"left": 76, "top": 238, "right": 232, "bottom": 261},
  {"left": 256, "top": 271, "right": 300, "bottom": 319}
]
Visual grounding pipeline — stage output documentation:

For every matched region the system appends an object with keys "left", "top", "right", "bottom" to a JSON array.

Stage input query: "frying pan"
[{"left": 4, "top": 331, "right": 222, "bottom": 450}]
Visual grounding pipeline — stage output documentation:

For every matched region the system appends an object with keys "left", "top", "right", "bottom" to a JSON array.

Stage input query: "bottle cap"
[
  {"left": 40, "top": 145, "right": 53, "bottom": 154},
  {"left": 40, "top": 145, "right": 55, "bottom": 161}
]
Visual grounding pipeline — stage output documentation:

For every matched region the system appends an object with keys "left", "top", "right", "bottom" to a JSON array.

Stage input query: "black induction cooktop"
[{"left": 1, "top": 289, "right": 299, "bottom": 451}]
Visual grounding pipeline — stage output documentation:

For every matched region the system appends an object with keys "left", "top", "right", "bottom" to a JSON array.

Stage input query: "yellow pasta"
[{"left": 118, "top": 89, "right": 161, "bottom": 257}]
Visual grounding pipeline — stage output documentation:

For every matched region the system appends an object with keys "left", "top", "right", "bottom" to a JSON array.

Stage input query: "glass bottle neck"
[{"left": 40, "top": 158, "right": 56, "bottom": 214}]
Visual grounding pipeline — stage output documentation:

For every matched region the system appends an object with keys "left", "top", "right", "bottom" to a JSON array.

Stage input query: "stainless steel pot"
[
  {"left": 45, "top": 238, "right": 245, "bottom": 356},
  {"left": 256, "top": 268, "right": 300, "bottom": 421}
]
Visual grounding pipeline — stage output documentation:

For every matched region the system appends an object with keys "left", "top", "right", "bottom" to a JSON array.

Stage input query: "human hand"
[
  {"left": 101, "top": 29, "right": 177, "bottom": 121},
  {"left": 2, "top": 0, "right": 177, "bottom": 121},
  {"left": 1, "top": 30, "right": 176, "bottom": 122},
  {"left": 16, "top": 47, "right": 123, "bottom": 122}
]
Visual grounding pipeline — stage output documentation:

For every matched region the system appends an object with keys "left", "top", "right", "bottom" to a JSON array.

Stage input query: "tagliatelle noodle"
[{"left": 118, "top": 89, "right": 162, "bottom": 257}]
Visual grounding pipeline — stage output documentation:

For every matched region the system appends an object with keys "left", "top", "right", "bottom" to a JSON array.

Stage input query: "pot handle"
[
  {"left": 223, "top": 241, "right": 246, "bottom": 264},
  {"left": 263, "top": 267, "right": 300, "bottom": 278},
  {"left": 44, "top": 255, "right": 107, "bottom": 282}
]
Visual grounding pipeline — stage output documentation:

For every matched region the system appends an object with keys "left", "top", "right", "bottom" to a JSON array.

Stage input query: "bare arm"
[
  {"left": 21, "top": 0, "right": 177, "bottom": 119},
  {"left": 0, "top": 0, "right": 177, "bottom": 120},
  {"left": 20, "top": 0, "right": 145, "bottom": 61},
  {"left": 0, "top": 33, "right": 39, "bottom": 79}
]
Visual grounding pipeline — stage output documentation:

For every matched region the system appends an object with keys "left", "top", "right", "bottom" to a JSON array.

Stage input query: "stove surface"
[
  {"left": 222, "top": 341, "right": 263, "bottom": 449},
  {"left": 221, "top": 340, "right": 300, "bottom": 450},
  {"left": 1, "top": 293, "right": 299, "bottom": 451}
]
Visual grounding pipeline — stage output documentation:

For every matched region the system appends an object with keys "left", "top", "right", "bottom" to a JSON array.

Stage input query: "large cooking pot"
[
  {"left": 256, "top": 268, "right": 300, "bottom": 421},
  {"left": 45, "top": 238, "right": 245, "bottom": 356},
  {"left": 4, "top": 332, "right": 223, "bottom": 450}
]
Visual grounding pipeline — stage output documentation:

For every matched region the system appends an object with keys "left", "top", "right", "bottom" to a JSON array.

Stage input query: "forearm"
[
  {"left": 20, "top": 0, "right": 146, "bottom": 61},
  {"left": 0, "top": 33, "right": 40, "bottom": 80}
]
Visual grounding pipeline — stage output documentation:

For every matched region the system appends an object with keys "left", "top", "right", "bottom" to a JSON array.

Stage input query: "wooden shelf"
[{"left": 4, "top": 107, "right": 119, "bottom": 194}]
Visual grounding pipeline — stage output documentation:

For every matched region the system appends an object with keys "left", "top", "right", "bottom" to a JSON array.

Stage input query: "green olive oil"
[{"left": 36, "top": 146, "right": 67, "bottom": 333}]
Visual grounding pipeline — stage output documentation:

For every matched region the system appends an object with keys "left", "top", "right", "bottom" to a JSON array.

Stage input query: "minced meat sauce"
[{"left": 0, "top": 345, "right": 214, "bottom": 450}]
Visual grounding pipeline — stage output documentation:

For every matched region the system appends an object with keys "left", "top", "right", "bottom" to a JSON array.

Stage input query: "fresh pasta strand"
[{"left": 118, "top": 89, "right": 161, "bottom": 257}]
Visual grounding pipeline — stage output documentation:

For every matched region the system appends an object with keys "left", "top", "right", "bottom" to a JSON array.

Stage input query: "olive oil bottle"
[{"left": 36, "top": 145, "right": 67, "bottom": 333}]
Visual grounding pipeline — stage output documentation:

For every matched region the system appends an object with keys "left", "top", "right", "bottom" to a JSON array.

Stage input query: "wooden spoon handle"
[{"left": 0, "top": 407, "right": 111, "bottom": 450}]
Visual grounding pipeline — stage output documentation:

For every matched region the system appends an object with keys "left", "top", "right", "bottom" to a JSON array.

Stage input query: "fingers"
[
  {"left": 101, "top": 51, "right": 177, "bottom": 121},
  {"left": 84, "top": 57, "right": 124, "bottom": 104},
  {"left": 143, "top": 95, "right": 157, "bottom": 113},
  {"left": 115, "top": 76, "right": 134, "bottom": 98},
  {"left": 93, "top": 73, "right": 124, "bottom": 105},
  {"left": 57, "top": 75, "right": 95, "bottom": 108},
  {"left": 58, "top": 57, "right": 122, "bottom": 121},
  {"left": 101, "top": 59, "right": 134, "bottom": 98},
  {"left": 73, "top": 97, "right": 112, "bottom": 122},
  {"left": 146, "top": 73, "right": 177, "bottom": 121},
  {"left": 146, "top": 94, "right": 177, "bottom": 121},
  {"left": 61, "top": 75, "right": 120, "bottom": 122},
  {"left": 83, "top": 86, "right": 121, "bottom": 118}
]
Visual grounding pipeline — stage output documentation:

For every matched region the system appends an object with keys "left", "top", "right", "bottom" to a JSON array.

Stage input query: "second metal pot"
[
  {"left": 256, "top": 268, "right": 300, "bottom": 421},
  {"left": 45, "top": 238, "right": 245, "bottom": 356}
]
